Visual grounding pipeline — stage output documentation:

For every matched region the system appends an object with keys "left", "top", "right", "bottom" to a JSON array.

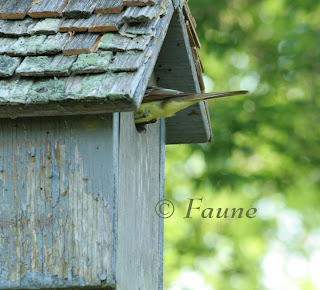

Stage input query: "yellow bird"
[{"left": 134, "top": 87, "right": 249, "bottom": 124}]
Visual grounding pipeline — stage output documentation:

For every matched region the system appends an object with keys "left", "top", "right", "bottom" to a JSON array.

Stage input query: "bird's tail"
[{"left": 177, "top": 90, "right": 250, "bottom": 103}]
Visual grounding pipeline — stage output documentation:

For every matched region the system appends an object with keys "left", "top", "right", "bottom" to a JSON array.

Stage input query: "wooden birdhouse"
[{"left": 0, "top": 0, "right": 210, "bottom": 289}]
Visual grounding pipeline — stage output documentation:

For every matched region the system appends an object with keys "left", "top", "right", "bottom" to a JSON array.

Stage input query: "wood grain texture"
[
  {"left": 158, "top": 118, "right": 165, "bottom": 290},
  {"left": 28, "top": 0, "right": 69, "bottom": 18},
  {"left": 124, "top": 0, "right": 156, "bottom": 6},
  {"left": 88, "top": 13, "right": 124, "bottom": 32},
  {"left": 98, "top": 33, "right": 151, "bottom": 52},
  {"left": 0, "top": 0, "right": 34, "bottom": 19},
  {"left": 30, "top": 18, "right": 62, "bottom": 35},
  {"left": 126, "top": 35, "right": 151, "bottom": 51},
  {"left": 0, "top": 0, "right": 8, "bottom": 10},
  {"left": 0, "top": 114, "right": 119, "bottom": 288},
  {"left": 154, "top": 9, "right": 212, "bottom": 144},
  {"left": 95, "top": 0, "right": 123, "bottom": 14},
  {"left": 123, "top": 0, "right": 167, "bottom": 23},
  {"left": 109, "top": 51, "right": 147, "bottom": 72},
  {"left": 71, "top": 15, "right": 97, "bottom": 32},
  {"left": 111, "top": 73, "right": 144, "bottom": 101},
  {"left": 62, "top": 0, "right": 97, "bottom": 19},
  {"left": 59, "top": 17, "right": 98, "bottom": 32},
  {"left": 120, "top": 17, "right": 160, "bottom": 36},
  {"left": 0, "top": 18, "right": 37, "bottom": 36},
  {"left": 102, "top": 69, "right": 145, "bottom": 100},
  {"left": 63, "top": 33, "right": 102, "bottom": 55},
  {"left": 0, "top": 0, "right": 8, "bottom": 9},
  {"left": 123, "top": 5, "right": 156, "bottom": 23},
  {"left": 59, "top": 18, "right": 76, "bottom": 32},
  {"left": 118, "top": 111, "right": 164, "bottom": 290}
]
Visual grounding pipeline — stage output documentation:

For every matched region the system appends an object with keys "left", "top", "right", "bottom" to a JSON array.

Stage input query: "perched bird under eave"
[{"left": 134, "top": 86, "right": 249, "bottom": 125}]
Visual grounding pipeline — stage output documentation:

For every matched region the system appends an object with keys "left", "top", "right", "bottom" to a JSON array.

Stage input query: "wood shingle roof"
[{"left": 0, "top": 0, "right": 171, "bottom": 117}]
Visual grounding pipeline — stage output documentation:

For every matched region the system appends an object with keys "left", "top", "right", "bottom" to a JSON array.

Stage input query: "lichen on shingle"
[
  {"left": 0, "top": 55, "right": 22, "bottom": 77},
  {"left": 36, "top": 33, "right": 70, "bottom": 55},
  {"left": 27, "top": 78, "right": 66, "bottom": 103},
  {"left": 103, "top": 72, "right": 137, "bottom": 101},
  {"left": 0, "top": 0, "right": 165, "bottom": 112},
  {"left": 30, "top": 18, "right": 62, "bottom": 35},
  {"left": 17, "top": 56, "right": 52, "bottom": 73},
  {"left": 65, "top": 72, "right": 138, "bottom": 102},
  {"left": 16, "top": 54, "right": 77, "bottom": 77},
  {"left": 7, "top": 35, "right": 47, "bottom": 56},
  {"left": 71, "top": 51, "right": 113, "bottom": 74},
  {"left": 0, "top": 79, "right": 33, "bottom": 103},
  {"left": 98, "top": 33, "right": 116, "bottom": 50},
  {"left": 0, "top": 37, "right": 17, "bottom": 54},
  {"left": 66, "top": 74, "right": 107, "bottom": 100}
]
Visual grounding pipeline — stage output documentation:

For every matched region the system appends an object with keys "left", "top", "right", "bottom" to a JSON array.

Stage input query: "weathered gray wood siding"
[
  {"left": 0, "top": 112, "right": 165, "bottom": 289},
  {"left": 0, "top": 114, "right": 119, "bottom": 289},
  {"left": 117, "top": 112, "right": 165, "bottom": 290}
]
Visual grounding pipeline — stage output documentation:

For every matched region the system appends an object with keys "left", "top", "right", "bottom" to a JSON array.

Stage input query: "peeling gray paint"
[{"left": 0, "top": 114, "right": 118, "bottom": 289}]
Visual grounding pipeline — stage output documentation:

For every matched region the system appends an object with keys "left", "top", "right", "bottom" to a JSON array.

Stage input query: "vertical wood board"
[
  {"left": 0, "top": 114, "right": 119, "bottom": 289},
  {"left": 117, "top": 112, "right": 164, "bottom": 290}
]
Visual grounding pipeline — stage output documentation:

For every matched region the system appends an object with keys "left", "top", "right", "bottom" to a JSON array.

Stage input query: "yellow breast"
[{"left": 134, "top": 100, "right": 193, "bottom": 124}]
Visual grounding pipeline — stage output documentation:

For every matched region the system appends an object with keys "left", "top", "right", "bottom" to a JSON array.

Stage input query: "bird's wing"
[{"left": 142, "top": 87, "right": 186, "bottom": 103}]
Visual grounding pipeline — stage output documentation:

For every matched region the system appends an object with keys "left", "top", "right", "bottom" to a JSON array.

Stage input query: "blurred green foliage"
[{"left": 164, "top": 0, "right": 320, "bottom": 289}]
